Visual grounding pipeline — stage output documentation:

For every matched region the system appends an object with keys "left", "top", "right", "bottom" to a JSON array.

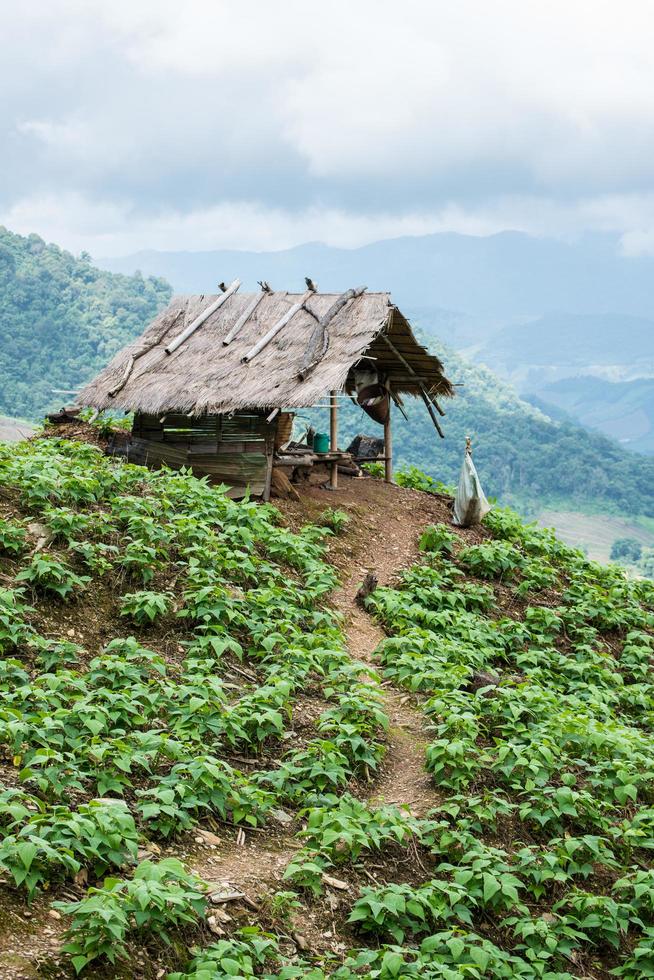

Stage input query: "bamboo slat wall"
[{"left": 126, "top": 411, "right": 274, "bottom": 496}]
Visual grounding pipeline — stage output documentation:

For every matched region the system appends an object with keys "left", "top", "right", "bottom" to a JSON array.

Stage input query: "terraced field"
[
  {"left": 0, "top": 434, "right": 652, "bottom": 978},
  {"left": 537, "top": 509, "right": 654, "bottom": 564}
]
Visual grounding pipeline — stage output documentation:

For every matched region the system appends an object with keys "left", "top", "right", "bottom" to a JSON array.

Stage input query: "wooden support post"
[
  {"left": 384, "top": 395, "right": 393, "bottom": 483},
  {"left": 330, "top": 389, "right": 338, "bottom": 490}
]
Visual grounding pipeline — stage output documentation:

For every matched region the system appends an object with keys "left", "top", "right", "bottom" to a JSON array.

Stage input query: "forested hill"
[
  {"left": 410, "top": 338, "right": 654, "bottom": 516},
  {"left": 0, "top": 227, "right": 171, "bottom": 419},
  {"left": 332, "top": 338, "right": 654, "bottom": 519}
]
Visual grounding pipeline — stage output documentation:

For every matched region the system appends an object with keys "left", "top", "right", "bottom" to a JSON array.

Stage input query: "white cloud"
[
  {"left": 9, "top": 189, "right": 654, "bottom": 259},
  {"left": 4, "top": 1, "right": 654, "bottom": 252},
  {"left": 2, "top": 193, "right": 459, "bottom": 255}
]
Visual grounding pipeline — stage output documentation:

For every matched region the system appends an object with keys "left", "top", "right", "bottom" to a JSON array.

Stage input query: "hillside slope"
[
  {"left": 0, "top": 434, "right": 653, "bottom": 979},
  {"left": 0, "top": 227, "right": 171, "bottom": 420}
]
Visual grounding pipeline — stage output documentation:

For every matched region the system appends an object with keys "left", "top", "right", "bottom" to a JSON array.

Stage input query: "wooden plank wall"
[{"left": 128, "top": 412, "right": 275, "bottom": 497}]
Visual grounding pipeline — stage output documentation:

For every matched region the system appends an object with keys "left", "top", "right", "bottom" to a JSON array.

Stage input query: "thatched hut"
[{"left": 78, "top": 281, "right": 453, "bottom": 499}]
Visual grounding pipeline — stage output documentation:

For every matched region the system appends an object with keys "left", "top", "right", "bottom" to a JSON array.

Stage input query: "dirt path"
[
  {"left": 276, "top": 476, "right": 488, "bottom": 816},
  {"left": 187, "top": 480, "right": 447, "bottom": 882},
  {"left": 330, "top": 541, "right": 434, "bottom": 818},
  {"left": 279, "top": 475, "right": 485, "bottom": 820}
]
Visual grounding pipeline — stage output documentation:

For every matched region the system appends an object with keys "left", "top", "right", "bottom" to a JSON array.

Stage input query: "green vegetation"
[
  {"left": 0, "top": 437, "right": 388, "bottom": 973},
  {"left": 611, "top": 537, "right": 643, "bottom": 562},
  {"left": 2, "top": 436, "right": 654, "bottom": 976},
  {"left": 54, "top": 858, "right": 208, "bottom": 973},
  {"left": 0, "top": 226, "right": 170, "bottom": 419},
  {"left": 322, "top": 339, "right": 654, "bottom": 519},
  {"left": 317, "top": 508, "right": 350, "bottom": 535},
  {"left": 362, "top": 499, "right": 654, "bottom": 978}
]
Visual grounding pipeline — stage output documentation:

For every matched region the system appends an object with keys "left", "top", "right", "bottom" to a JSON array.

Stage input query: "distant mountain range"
[
  {"left": 101, "top": 230, "right": 654, "bottom": 321},
  {"left": 101, "top": 231, "right": 654, "bottom": 453},
  {"left": 528, "top": 376, "right": 654, "bottom": 455},
  {"left": 474, "top": 310, "right": 654, "bottom": 388}
]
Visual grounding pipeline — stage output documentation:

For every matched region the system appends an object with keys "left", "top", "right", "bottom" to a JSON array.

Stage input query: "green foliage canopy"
[
  {"left": 611, "top": 537, "right": 643, "bottom": 562},
  {"left": 0, "top": 227, "right": 171, "bottom": 420}
]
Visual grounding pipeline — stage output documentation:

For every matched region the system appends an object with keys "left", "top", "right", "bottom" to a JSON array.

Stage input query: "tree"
[
  {"left": 610, "top": 537, "right": 642, "bottom": 562},
  {"left": 0, "top": 227, "right": 171, "bottom": 421},
  {"left": 639, "top": 547, "right": 654, "bottom": 579}
]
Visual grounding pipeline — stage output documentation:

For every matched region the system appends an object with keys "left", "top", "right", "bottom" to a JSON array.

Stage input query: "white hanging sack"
[{"left": 453, "top": 443, "right": 491, "bottom": 527}]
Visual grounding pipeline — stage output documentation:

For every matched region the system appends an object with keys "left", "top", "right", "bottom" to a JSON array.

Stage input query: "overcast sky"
[{"left": 4, "top": 0, "right": 654, "bottom": 257}]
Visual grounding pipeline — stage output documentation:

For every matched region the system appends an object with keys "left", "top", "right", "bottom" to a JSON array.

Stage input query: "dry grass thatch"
[{"left": 78, "top": 289, "right": 453, "bottom": 415}]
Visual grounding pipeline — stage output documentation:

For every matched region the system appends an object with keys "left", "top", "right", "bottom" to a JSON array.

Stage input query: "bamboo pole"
[
  {"left": 165, "top": 280, "right": 241, "bottom": 355},
  {"left": 390, "top": 389, "right": 409, "bottom": 421},
  {"left": 384, "top": 394, "right": 393, "bottom": 483},
  {"left": 242, "top": 290, "right": 312, "bottom": 364},
  {"left": 379, "top": 333, "right": 445, "bottom": 438},
  {"left": 419, "top": 389, "right": 445, "bottom": 438},
  {"left": 329, "top": 389, "right": 338, "bottom": 490},
  {"left": 298, "top": 286, "right": 367, "bottom": 380},
  {"left": 223, "top": 287, "right": 268, "bottom": 346},
  {"left": 109, "top": 309, "right": 183, "bottom": 398}
]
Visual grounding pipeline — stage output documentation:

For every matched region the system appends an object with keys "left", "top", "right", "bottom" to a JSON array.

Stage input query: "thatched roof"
[{"left": 78, "top": 288, "right": 453, "bottom": 416}]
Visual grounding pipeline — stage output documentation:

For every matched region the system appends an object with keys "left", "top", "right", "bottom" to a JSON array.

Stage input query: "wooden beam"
[
  {"left": 384, "top": 394, "right": 393, "bottom": 483},
  {"left": 263, "top": 448, "right": 274, "bottom": 502},
  {"left": 298, "top": 286, "right": 367, "bottom": 380},
  {"left": 380, "top": 333, "right": 431, "bottom": 384},
  {"left": 242, "top": 290, "right": 312, "bottom": 364},
  {"left": 329, "top": 389, "right": 338, "bottom": 489},
  {"left": 165, "top": 280, "right": 241, "bottom": 355},
  {"left": 420, "top": 389, "right": 445, "bottom": 438},
  {"left": 390, "top": 389, "right": 409, "bottom": 421}
]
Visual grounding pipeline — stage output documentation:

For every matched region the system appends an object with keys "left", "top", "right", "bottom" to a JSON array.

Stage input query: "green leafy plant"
[
  {"left": 0, "top": 587, "right": 34, "bottom": 651},
  {"left": 457, "top": 540, "right": 525, "bottom": 581},
  {"left": 54, "top": 858, "right": 208, "bottom": 973},
  {"left": 0, "top": 799, "right": 138, "bottom": 898},
  {"left": 120, "top": 589, "right": 172, "bottom": 625},
  {"left": 0, "top": 518, "right": 27, "bottom": 555},
  {"left": 68, "top": 539, "right": 118, "bottom": 573},
  {"left": 361, "top": 461, "right": 384, "bottom": 478},
  {"left": 419, "top": 523, "right": 457, "bottom": 556},
  {"left": 395, "top": 466, "right": 454, "bottom": 495},
  {"left": 318, "top": 507, "right": 350, "bottom": 534},
  {"left": 136, "top": 756, "right": 272, "bottom": 836},
  {"left": 117, "top": 539, "right": 164, "bottom": 584},
  {"left": 168, "top": 929, "right": 283, "bottom": 980},
  {"left": 15, "top": 552, "right": 90, "bottom": 599}
]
